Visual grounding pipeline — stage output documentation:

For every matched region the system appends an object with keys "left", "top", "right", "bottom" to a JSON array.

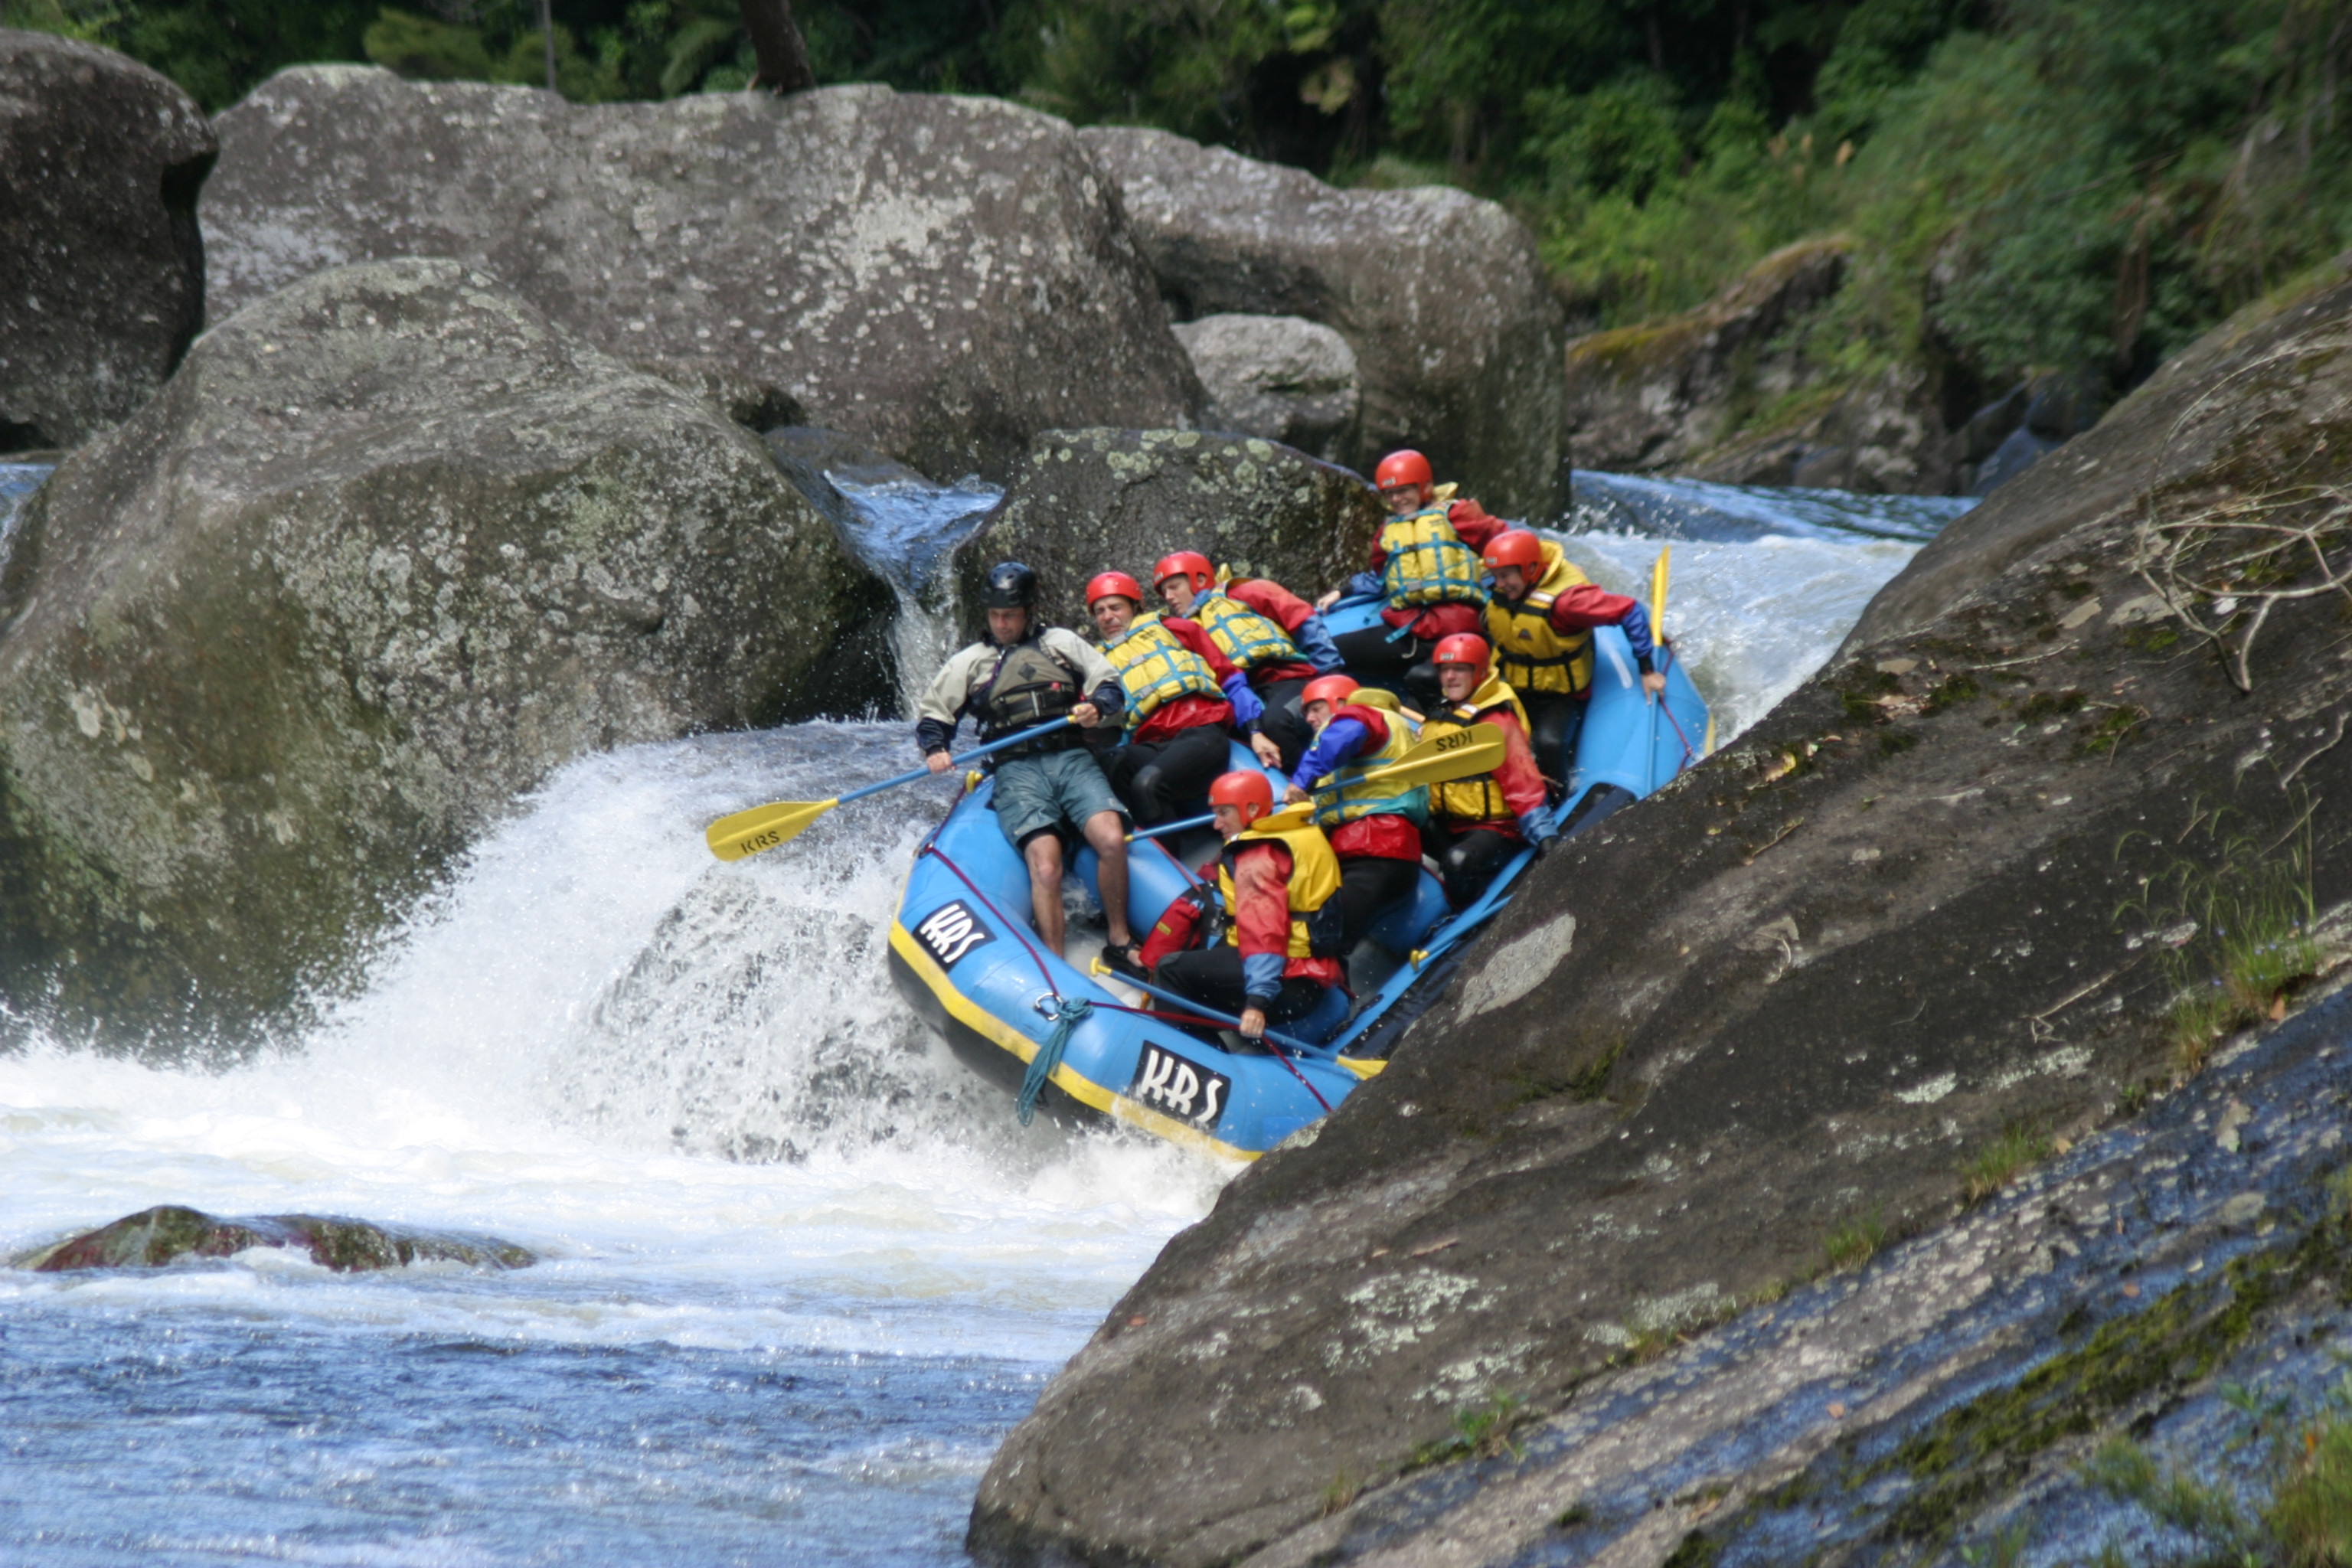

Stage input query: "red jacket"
[
  {"left": 1132, "top": 849, "right": 1344, "bottom": 988},
  {"left": 1229, "top": 841, "right": 1345, "bottom": 987},
  {"left": 1132, "top": 615, "right": 1240, "bottom": 745},
  {"left": 1318, "top": 704, "right": 1423, "bottom": 862},
  {"left": 1373, "top": 498, "right": 1508, "bottom": 640},
  {"left": 1205, "top": 578, "right": 1317, "bottom": 687}
]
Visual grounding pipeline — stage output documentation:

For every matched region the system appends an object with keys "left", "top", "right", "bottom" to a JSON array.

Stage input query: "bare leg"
[
  {"left": 1024, "top": 833, "right": 1067, "bottom": 956},
  {"left": 1083, "top": 809, "right": 1134, "bottom": 949}
]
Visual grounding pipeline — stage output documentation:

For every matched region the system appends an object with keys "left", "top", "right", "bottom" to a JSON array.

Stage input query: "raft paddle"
[
  {"left": 704, "top": 717, "right": 1078, "bottom": 862},
  {"left": 1127, "top": 724, "right": 1506, "bottom": 841},
  {"left": 1645, "top": 547, "right": 1671, "bottom": 793}
]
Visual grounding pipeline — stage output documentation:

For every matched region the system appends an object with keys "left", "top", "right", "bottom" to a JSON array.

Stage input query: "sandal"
[{"left": 1102, "top": 941, "right": 1149, "bottom": 981}]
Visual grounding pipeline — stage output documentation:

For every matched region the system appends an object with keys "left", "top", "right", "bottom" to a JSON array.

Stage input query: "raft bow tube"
[{"left": 889, "top": 741, "right": 1364, "bottom": 1159}]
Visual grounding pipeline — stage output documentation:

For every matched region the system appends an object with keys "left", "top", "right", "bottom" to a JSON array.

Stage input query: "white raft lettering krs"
[
  {"left": 913, "top": 900, "right": 992, "bottom": 965},
  {"left": 1132, "top": 1045, "right": 1229, "bottom": 1127}
]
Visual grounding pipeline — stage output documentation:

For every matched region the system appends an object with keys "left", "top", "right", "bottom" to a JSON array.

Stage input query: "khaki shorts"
[{"left": 993, "top": 747, "right": 1125, "bottom": 848}]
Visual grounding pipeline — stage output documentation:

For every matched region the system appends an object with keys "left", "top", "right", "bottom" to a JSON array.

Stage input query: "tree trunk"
[
  {"left": 740, "top": 0, "right": 817, "bottom": 94},
  {"left": 540, "top": 0, "right": 556, "bottom": 92}
]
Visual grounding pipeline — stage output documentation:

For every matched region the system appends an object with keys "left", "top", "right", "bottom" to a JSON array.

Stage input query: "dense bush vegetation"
[{"left": 9, "top": 0, "right": 2352, "bottom": 423}]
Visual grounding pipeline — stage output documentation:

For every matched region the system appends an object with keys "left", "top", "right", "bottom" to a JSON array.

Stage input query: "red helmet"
[
  {"left": 1300, "top": 675, "right": 1360, "bottom": 711},
  {"left": 1374, "top": 449, "right": 1433, "bottom": 491},
  {"left": 1432, "top": 632, "right": 1491, "bottom": 676},
  {"left": 1207, "top": 769, "right": 1274, "bottom": 825},
  {"left": 1085, "top": 570, "right": 1145, "bottom": 608},
  {"left": 1482, "top": 530, "right": 1544, "bottom": 573},
  {"left": 1152, "top": 550, "right": 1215, "bottom": 596}
]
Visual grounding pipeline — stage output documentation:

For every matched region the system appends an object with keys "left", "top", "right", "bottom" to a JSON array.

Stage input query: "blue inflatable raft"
[{"left": 887, "top": 594, "right": 1713, "bottom": 1161}]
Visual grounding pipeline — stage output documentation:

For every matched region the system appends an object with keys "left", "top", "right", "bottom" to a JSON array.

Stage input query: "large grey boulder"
[
  {"left": 1081, "top": 127, "right": 1566, "bottom": 519},
  {"left": 0, "top": 259, "right": 887, "bottom": 1044},
  {"left": 969, "top": 279, "right": 2352, "bottom": 1566},
  {"left": 951, "top": 428, "right": 1383, "bottom": 634},
  {"left": 201, "top": 68, "right": 1199, "bottom": 483},
  {"left": 0, "top": 31, "right": 214, "bottom": 451},
  {"left": 1174, "top": 313, "right": 1359, "bottom": 461}
]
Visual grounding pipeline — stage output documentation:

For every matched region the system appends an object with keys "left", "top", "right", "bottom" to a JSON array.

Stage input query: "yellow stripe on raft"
[{"left": 887, "top": 921, "right": 1259, "bottom": 1163}]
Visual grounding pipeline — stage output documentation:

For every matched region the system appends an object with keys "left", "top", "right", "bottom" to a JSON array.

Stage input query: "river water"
[{"left": 0, "top": 462, "right": 1968, "bottom": 1565}]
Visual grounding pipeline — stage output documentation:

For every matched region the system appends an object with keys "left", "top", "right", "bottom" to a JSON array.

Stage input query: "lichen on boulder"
[
  {"left": 0, "top": 258, "right": 888, "bottom": 1046},
  {"left": 951, "top": 427, "right": 1383, "bottom": 633},
  {"left": 200, "top": 68, "right": 1200, "bottom": 483},
  {"left": 19, "top": 1204, "right": 533, "bottom": 1272}
]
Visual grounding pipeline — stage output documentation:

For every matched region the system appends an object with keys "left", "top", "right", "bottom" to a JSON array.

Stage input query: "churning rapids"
[{"left": 0, "top": 466, "right": 1968, "bottom": 1566}]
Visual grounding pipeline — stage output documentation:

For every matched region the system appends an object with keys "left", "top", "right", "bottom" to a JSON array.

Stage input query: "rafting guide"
[{"left": 914, "top": 560, "right": 1138, "bottom": 963}]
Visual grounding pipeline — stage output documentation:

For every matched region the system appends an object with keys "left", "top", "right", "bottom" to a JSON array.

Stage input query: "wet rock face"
[
  {"left": 951, "top": 427, "right": 1383, "bottom": 632},
  {"left": 201, "top": 68, "right": 1199, "bottom": 483},
  {"left": 968, "top": 279, "right": 2352, "bottom": 1566},
  {"left": 0, "top": 258, "right": 887, "bottom": 1044},
  {"left": 1175, "top": 313, "right": 1360, "bottom": 461},
  {"left": 21, "top": 1205, "right": 532, "bottom": 1272},
  {"left": 1082, "top": 127, "right": 1566, "bottom": 519},
  {"left": 1563, "top": 237, "right": 1960, "bottom": 495},
  {"left": 0, "top": 31, "right": 215, "bottom": 451}
]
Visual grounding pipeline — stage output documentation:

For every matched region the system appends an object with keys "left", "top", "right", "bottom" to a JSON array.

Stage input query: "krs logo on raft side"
[
  {"left": 912, "top": 900, "right": 994, "bottom": 967},
  {"left": 1129, "top": 1044, "right": 1230, "bottom": 1129}
]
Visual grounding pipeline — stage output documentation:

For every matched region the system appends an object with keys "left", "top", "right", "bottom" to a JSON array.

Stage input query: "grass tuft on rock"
[
  {"left": 1823, "top": 1207, "right": 1889, "bottom": 1272},
  {"left": 1960, "top": 1121, "right": 2054, "bottom": 1207}
]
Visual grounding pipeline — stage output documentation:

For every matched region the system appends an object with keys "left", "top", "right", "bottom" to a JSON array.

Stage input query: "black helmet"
[{"left": 983, "top": 560, "right": 1040, "bottom": 611}]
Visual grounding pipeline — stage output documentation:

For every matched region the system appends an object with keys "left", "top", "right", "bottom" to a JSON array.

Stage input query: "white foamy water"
[
  {"left": 1555, "top": 528, "right": 1922, "bottom": 742},
  {"left": 0, "top": 471, "right": 1953, "bottom": 1565},
  {"left": 1, "top": 724, "right": 1221, "bottom": 1566}
]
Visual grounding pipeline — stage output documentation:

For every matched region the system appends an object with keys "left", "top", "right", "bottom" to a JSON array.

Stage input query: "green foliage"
[
  {"left": 2269, "top": 1413, "right": 2352, "bottom": 1566},
  {"left": 2084, "top": 1372, "right": 2352, "bottom": 1567}
]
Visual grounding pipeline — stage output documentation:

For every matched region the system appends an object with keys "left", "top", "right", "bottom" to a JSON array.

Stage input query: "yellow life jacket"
[
  {"left": 1308, "top": 706, "right": 1428, "bottom": 829},
  {"left": 1378, "top": 508, "right": 1489, "bottom": 611},
  {"left": 1191, "top": 590, "right": 1299, "bottom": 673},
  {"left": 1423, "top": 675, "right": 1530, "bottom": 824},
  {"left": 1217, "top": 818, "right": 1346, "bottom": 959},
  {"left": 1483, "top": 540, "right": 1597, "bottom": 696},
  {"left": 1099, "top": 612, "right": 1223, "bottom": 730}
]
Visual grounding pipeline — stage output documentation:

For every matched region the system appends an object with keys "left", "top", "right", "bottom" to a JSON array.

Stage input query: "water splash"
[{"left": 828, "top": 475, "right": 1001, "bottom": 717}]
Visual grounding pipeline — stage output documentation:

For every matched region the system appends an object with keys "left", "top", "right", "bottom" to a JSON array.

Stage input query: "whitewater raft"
[{"left": 887, "top": 604, "right": 1713, "bottom": 1160}]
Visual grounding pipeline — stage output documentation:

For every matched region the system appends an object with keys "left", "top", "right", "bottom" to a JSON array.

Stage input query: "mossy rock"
[
  {"left": 18, "top": 1204, "right": 534, "bottom": 1271},
  {"left": 951, "top": 426, "right": 1383, "bottom": 635},
  {"left": 0, "top": 259, "right": 889, "bottom": 1047}
]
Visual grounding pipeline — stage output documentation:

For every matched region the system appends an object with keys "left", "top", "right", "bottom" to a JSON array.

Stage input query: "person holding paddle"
[
  {"left": 1481, "top": 528, "right": 1663, "bottom": 797},
  {"left": 1154, "top": 771, "right": 1347, "bottom": 1047},
  {"left": 1282, "top": 674, "right": 1429, "bottom": 951},
  {"left": 1422, "top": 632, "right": 1557, "bottom": 906},
  {"left": 916, "top": 561, "right": 1139, "bottom": 963}
]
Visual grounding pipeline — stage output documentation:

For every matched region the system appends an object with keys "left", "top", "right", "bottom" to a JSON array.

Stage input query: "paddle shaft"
[
  {"left": 1097, "top": 963, "right": 1319, "bottom": 1057},
  {"left": 870, "top": 719, "right": 1076, "bottom": 804},
  {"left": 1129, "top": 724, "right": 1504, "bottom": 841},
  {"left": 838, "top": 716, "right": 1080, "bottom": 807}
]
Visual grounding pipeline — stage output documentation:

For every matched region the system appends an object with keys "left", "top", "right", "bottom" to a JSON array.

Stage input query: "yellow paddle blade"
[
  {"left": 1651, "top": 546, "right": 1671, "bottom": 645},
  {"left": 704, "top": 797, "right": 841, "bottom": 861},
  {"left": 1268, "top": 724, "right": 1505, "bottom": 828}
]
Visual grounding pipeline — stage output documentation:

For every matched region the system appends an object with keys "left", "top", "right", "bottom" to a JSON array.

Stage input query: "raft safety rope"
[{"left": 1019, "top": 996, "right": 1090, "bottom": 1125}]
